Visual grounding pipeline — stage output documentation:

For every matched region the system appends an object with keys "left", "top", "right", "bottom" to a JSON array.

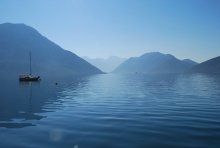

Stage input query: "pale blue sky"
[{"left": 0, "top": 0, "right": 220, "bottom": 62}]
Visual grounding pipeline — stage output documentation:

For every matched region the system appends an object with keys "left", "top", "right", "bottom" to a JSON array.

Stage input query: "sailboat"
[{"left": 19, "top": 52, "right": 41, "bottom": 81}]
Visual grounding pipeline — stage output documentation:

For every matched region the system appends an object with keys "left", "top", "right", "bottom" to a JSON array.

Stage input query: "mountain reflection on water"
[{"left": 0, "top": 73, "right": 220, "bottom": 148}]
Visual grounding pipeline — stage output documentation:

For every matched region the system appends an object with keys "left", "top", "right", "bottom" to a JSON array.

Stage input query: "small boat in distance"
[
  {"left": 19, "top": 52, "right": 41, "bottom": 81},
  {"left": 19, "top": 75, "right": 40, "bottom": 81}
]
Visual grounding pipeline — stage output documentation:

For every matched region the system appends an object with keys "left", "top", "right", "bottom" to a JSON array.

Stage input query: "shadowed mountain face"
[
  {"left": 0, "top": 23, "right": 103, "bottom": 77},
  {"left": 182, "top": 59, "right": 198, "bottom": 66},
  {"left": 83, "top": 56, "right": 126, "bottom": 73},
  {"left": 113, "top": 52, "right": 198, "bottom": 73},
  {"left": 189, "top": 56, "right": 220, "bottom": 73}
]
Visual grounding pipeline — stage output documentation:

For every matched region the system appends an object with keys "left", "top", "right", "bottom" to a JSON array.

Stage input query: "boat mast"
[{"left": 29, "top": 51, "right": 32, "bottom": 75}]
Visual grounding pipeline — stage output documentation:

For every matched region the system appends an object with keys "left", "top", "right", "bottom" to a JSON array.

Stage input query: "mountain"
[
  {"left": 113, "top": 52, "right": 197, "bottom": 73},
  {"left": 182, "top": 59, "right": 198, "bottom": 66},
  {"left": 0, "top": 23, "right": 103, "bottom": 77},
  {"left": 189, "top": 56, "right": 220, "bottom": 73},
  {"left": 83, "top": 56, "right": 126, "bottom": 73}
]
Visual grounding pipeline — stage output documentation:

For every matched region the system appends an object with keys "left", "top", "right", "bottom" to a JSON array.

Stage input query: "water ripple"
[{"left": 1, "top": 74, "right": 220, "bottom": 148}]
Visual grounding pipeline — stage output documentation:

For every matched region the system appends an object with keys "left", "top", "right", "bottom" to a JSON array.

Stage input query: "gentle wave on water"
[{"left": 0, "top": 73, "right": 220, "bottom": 148}]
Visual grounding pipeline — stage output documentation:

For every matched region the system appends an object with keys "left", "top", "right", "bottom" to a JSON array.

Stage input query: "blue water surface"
[{"left": 0, "top": 73, "right": 220, "bottom": 148}]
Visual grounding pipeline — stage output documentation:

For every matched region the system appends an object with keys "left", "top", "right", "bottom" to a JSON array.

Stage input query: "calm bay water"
[{"left": 0, "top": 73, "right": 220, "bottom": 148}]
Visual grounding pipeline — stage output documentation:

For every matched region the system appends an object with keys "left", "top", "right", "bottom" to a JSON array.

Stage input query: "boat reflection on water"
[
  {"left": 19, "top": 80, "right": 41, "bottom": 86},
  {"left": 0, "top": 76, "right": 87, "bottom": 129},
  {"left": 0, "top": 80, "right": 43, "bottom": 128}
]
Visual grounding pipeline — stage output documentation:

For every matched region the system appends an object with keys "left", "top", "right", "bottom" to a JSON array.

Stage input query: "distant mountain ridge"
[
  {"left": 83, "top": 56, "right": 126, "bottom": 73},
  {"left": 182, "top": 59, "right": 198, "bottom": 66},
  {"left": 189, "top": 56, "right": 220, "bottom": 73},
  {"left": 113, "top": 52, "right": 198, "bottom": 73},
  {"left": 0, "top": 23, "right": 103, "bottom": 77},
  {"left": 2, "top": 23, "right": 218, "bottom": 76}
]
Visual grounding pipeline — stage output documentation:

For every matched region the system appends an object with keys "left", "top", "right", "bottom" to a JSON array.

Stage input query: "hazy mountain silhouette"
[
  {"left": 113, "top": 52, "right": 197, "bottom": 73},
  {"left": 83, "top": 56, "right": 126, "bottom": 73},
  {"left": 189, "top": 56, "right": 220, "bottom": 73},
  {"left": 0, "top": 23, "right": 103, "bottom": 77},
  {"left": 182, "top": 59, "right": 198, "bottom": 66}
]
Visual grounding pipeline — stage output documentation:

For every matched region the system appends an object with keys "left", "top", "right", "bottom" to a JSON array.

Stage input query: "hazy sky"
[{"left": 0, "top": 0, "right": 220, "bottom": 62}]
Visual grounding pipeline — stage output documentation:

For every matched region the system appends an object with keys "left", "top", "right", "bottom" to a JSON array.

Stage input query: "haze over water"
[
  {"left": 0, "top": 73, "right": 220, "bottom": 148},
  {"left": 1, "top": 0, "right": 220, "bottom": 147}
]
